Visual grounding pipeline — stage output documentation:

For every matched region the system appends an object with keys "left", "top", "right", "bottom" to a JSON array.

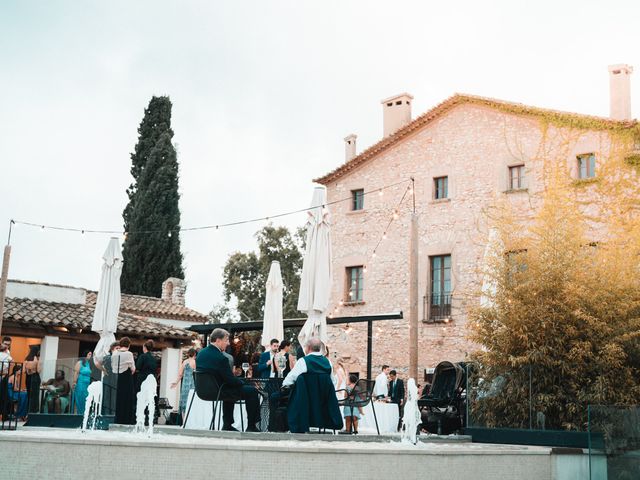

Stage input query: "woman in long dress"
[
  {"left": 24, "top": 345, "right": 41, "bottom": 414},
  {"left": 73, "top": 351, "right": 92, "bottom": 415},
  {"left": 335, "top": 361, "right": 347, "bottom": 400},
  {"left": 112, "top": 337, "right": 136, "bottom": 425},
  {"left": 170, "top": 348, "right": 196, "bottom": 419}
]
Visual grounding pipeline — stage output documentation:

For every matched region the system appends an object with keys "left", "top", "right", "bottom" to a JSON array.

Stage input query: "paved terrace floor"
[{"left": 0, "top": 426, "right": 594, "bottom": 480}]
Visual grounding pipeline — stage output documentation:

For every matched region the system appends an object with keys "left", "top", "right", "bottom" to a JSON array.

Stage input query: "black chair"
[
  {"left": 182, "top": 370, "right": 244, "bottom": 431},
  {"left": 336, "top": 379, "right": 380, "bottom": 435},
  {"left": 418, "top": 361, "right": 466, "bottom": 434}
]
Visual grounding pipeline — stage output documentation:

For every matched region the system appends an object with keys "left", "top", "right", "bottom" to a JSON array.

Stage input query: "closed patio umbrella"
[
  {"left": 297, "top": 186, "right": 332, "bottom": 348},
  {"left": 262, "top": 260, "right": 284, "bottom": 347},
  {"left": 92, "top": 237, "right": 123, "bottom": 366}
]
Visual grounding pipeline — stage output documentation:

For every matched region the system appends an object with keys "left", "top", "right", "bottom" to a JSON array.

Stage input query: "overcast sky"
[{"left": 1, "top": 1, "right": 638, "bottom": 315}]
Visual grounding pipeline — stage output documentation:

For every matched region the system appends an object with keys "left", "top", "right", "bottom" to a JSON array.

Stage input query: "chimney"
[
  {"left": 381, "top": 93, "right": 413, "bottom": 137},
  {"left": 161, "top": 277, "right": 186, "bottom": 306},
  {"left": 608, "top": 64, "right": 633, "bottom": 120},
  {"left": 344, "top": 134, "right": 357, "bottom": 162}
]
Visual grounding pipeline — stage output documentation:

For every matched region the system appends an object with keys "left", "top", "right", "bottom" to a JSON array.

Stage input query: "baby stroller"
[{"left": 418, "top": 361, "right": 466, "bottom": 435}]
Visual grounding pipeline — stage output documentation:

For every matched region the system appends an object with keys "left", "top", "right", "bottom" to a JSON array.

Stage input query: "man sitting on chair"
[
  {"left": 196, "top": 328, "right": 261, "bottom": 432},
  {"left": 281, "top": 337, "right": 343, "bottom": 433}
]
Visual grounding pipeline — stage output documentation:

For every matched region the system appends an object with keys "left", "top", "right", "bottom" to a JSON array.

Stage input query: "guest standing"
[
  {"left": 388, "top": 370, "right": 405, "bottom": 431},
  {"left": 73, "top": 351, "right": 93, "bottom": 415},
  {"left": 136, "top": 340, "right": 157, "bottom": 426},
  {"left": 136, "top": 340, "right": 157, "bottom": 390},
  {"left": 170, "top": 347, "right": 196, "bottom": 419},
  {"left": 101, "top": 342, "right": 119, "bottom": 415},
  {"left": 24, "top": 345, "right": 41, "bottom": 413},
  {"left": 112, "top": 337, "right": 136, "bottom": 425},
  {"left": 275, "top": 340, "right": 295, "bottom": 378},
  {"left": 373, "top": 365, "right": 390, "bottom": 399},
  {"left": 341, "top": 374, "right": 364, "bottom": 434},
  {"left": 257, "top": 338, "right": 280, "bottom": 379}
]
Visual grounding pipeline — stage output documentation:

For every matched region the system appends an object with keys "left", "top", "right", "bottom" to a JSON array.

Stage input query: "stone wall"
[{"left": 322, "top": 103, "right": 614, "bottom": 378}]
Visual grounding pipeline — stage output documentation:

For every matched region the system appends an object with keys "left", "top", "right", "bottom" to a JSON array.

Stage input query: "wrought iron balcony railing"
[{"left": 423, "top": 293, "right": 452, "bottom": 323}]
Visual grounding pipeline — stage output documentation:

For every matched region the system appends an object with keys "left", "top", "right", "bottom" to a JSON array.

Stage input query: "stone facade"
[
  {"left": 161, "top": 277, "right": 187, "bottom": 306},
  {"left": 316, "top": 95, "right": 634, "bottom": 379}
]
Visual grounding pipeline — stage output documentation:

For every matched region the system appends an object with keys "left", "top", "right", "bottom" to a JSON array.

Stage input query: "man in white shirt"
[
  {"left": 282, "top": 338, "right": 332, "bottom": 388},
  {"left": 373, "top": 365, "right": 390, "bottom": 399}
]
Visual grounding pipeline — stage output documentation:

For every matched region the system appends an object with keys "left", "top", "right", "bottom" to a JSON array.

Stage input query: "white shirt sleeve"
[{"left": 283, "top": 357, "right": 307, "bottom": 387}]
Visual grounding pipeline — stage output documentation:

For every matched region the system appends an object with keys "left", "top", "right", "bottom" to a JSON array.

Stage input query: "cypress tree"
[{"left": 121, "top": 96, "right": 184, "bottom": 297}]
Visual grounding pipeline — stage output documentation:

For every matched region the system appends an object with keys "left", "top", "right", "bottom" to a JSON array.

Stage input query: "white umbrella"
[
  {"left": 297, "top": 186, "right": 332, "bottom": 347},
  {"left": 92, "top": 237, "right": 123, "bottom": 366},
  {"left": 262, "top": 260, "right": 284, "bottom": 347}
]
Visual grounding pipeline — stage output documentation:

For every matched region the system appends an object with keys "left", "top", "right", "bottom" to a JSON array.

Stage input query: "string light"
[
  {"left": 168, "top": 232, "right": 172, "bottom": 238},
  {"left": 393, "top": 210, "right": 399, "bottom": 220},
  {"left": 378, "top": 189, "right": 384, "bottom": 196},
  {"left": 382, "top": 232, "right": 387, "bottom": 240},
  {"left": 12, "top": 178, "right": 412, "bottom": 237}
]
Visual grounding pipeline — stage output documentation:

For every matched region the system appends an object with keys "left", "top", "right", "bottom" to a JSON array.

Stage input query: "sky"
[{"left": 1, "top": 0, "right": 639, "bottom": 315}]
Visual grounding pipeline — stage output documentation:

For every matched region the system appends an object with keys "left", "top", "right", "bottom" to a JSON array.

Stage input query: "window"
[
  {"left": 577, "top": 153, "right": 596, "bottom": 179},
  {"left": 428, "top": 255, "right": 451, "bottom": 321},
  {"left": 346, "top": 266, "right": 364, "bottom": 302},
  {"left": 509, "top": 165, "right": 525, "bottom": 190},
  {"left": 351, "top": 189, "right": 364, "bottom": 211},
  {"left": 434, "top": 176, "right": 448, "bottom": 200}
]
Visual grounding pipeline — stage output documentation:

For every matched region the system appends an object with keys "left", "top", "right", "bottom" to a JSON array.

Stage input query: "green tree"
[
  {"left": 222, "top": 225, "right": 304, "bottom": 321},
  {"left": 470, "top": 158, "right": 640, "bottom": 431},
  {"left": 121, "top": 96, "right": 184, "bottom": 297}
]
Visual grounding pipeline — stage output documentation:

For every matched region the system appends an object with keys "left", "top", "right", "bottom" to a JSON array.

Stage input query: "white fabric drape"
[
  {"left": 262, "top": 260, "right": 284, "bottom": 347},
  {"left": 92, "top": 237, "right": 122, "bottom": 364},
  {"left": 297, "top": 186, "right": 332, "bottom": 347}
]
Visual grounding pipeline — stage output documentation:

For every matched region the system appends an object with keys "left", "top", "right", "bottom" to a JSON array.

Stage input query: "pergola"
[{"left": 188, "top": 312, "right": 403, "bottom": 380}]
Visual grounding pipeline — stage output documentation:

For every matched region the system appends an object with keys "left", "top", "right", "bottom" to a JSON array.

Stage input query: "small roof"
[
  {"left": 3, "top": 296, "right": 195, "bottom": 340},
  {"left": 314, "top": 93, "right": 638, "bottom": 185},
  {"left": 86, "top": 291, "right": 208, "bottom": 322}
]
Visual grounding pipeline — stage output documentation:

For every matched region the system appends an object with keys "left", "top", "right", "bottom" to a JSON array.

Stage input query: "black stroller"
[{"left": 418, "top": 361, "right": 466, "bottom": 435}]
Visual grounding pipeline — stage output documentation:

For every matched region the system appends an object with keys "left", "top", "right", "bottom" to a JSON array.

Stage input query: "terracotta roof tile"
[
  {"left": 85, "top": 291, "right": 208, "bottom": 322},
  {"left": 314, "top": 93, "right": 639, "bottom": 185},
  {"left": 3, "top": 297, "right": 195, "bottom": 340}
]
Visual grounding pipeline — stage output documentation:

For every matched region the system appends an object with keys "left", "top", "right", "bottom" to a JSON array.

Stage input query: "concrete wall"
[
  {"left": 322, "top": 103, "right": 615, "bottom": 376},
  {"left": 6, "top": 280, "right": 86, "bottom": 305},
  {"left": 0, "top": 433, "right": 558, "bottom": 480}
]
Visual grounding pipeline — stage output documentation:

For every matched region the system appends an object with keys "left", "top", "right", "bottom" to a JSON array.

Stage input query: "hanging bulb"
[
  {"left": 339, "top": 300, "right": 344, "bottom": 306},
  {"left": 167, "top": 231, "right": 172, "bottom": 238},
  {"left": 363, "top": 266, "right": 367, "bottom": 274},
  {"left": 382, "top": 232, "right": 387, "bottom": 240},
  {"left": 393, "top": 211, "right": 399, "bottom": 220},
  {"left": 41, "top": 225, "right": 45, "bottom": 231},
  {"left": 372, "top": 252, "right": 377, "bottom": 258},
  {"left": 378, "top": 189, "right": 384, "bottom": 196},
  {"left": 81, "top": 230, "right": 85, "bottom": 235}
]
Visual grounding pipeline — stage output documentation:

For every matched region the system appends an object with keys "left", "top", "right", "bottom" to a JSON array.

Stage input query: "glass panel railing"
[{"left": 588, "top": 405, "right": 640, "bottom": 479}]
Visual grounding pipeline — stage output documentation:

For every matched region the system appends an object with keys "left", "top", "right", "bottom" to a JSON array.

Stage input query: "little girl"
[{"left": 342, "top": 374, "right": 364, "bottom": 434}]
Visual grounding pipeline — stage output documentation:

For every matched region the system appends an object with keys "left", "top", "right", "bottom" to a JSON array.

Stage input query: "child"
[{"left": 342, "top": 374, "right": 364, "bottom": 434}]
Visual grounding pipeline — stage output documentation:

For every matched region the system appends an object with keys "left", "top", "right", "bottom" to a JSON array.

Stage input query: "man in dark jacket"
[
  {"left": 283, "top": 337, "right": 343, "bottom": 433},
  {"left": 388, "top": 370, "right": 405, "bottom": 431},
  {"left": 196, "top": 328, "right": 260, "bottom": 432}
]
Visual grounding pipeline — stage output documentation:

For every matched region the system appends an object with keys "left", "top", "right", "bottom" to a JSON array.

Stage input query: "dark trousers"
[{"left": 222, "top": 384, "right": 260, "bottom": 427}]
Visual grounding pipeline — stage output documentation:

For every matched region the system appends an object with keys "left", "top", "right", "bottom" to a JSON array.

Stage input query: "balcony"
[{"left": 423, "top": 293, "right": 452, "bottom": 323}]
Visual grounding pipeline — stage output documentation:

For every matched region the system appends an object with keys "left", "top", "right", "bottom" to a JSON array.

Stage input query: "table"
[
  {"left": 358, "top": 401, "right": 399, "bottom": 433},
  {"left": 183, "top": 389, "right": 248, "bottom": 431}
]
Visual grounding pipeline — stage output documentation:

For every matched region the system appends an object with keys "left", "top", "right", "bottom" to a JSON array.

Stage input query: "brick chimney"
[
  {"left": 161, "top": 277, "right": 186, "bottom": 306},
  {"left": 344, "top": 134, "right": 357, "bottom": 162},
  {"left": 608, "top": 64, "right": 633, "bottom": 120},
  {"left": 381, "top": 93, "right": 413, "bottom": 137}
]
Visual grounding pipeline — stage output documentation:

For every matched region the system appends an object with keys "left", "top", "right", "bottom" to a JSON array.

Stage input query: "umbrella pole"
[
  {"left": 0, "top": 244, "right": 12, "bottom": 335},
  {"left": 409, "top": 213, "right": 419, "bottom": 382}
]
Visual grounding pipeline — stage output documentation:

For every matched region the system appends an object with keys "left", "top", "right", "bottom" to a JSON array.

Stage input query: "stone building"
[
  {"left": 314, "top": 65, "right": 637, "bottom": 377},
  {"left": 1, "top": 277, "right": 207, "bottom": 406}
]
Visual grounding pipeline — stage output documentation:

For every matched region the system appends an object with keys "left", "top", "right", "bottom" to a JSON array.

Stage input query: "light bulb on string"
[
  {"left": 372, "top": 252, "right": 377, "bottom": 258},
  {"left": 41, "top": 225, "right": 45, "bottom": 231},
  {"left": 81, "top": 230, "right": 85, "bottom": 235},
  {"left": 168, "top": 231, "right": 172, "bottom": 238},
  {"left": 378, "top": 189, "right": 383, "bottom": 196},
  {"left": 393, "top": 211, "right": 399, "bottom": 220},
  {"left": 382, "top": 232, "right": 387, "bottom": 240},
  {"left": 363, "top": 266, "right": 367, "bottom": 274}
]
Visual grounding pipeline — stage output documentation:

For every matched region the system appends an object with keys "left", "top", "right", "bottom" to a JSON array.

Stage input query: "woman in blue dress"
[
  {"left": 73, "top": 351, "right": 93, "bottom": 415},
  {"left": 170, "top": 348, "right": 196, "bottom": 421}
]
